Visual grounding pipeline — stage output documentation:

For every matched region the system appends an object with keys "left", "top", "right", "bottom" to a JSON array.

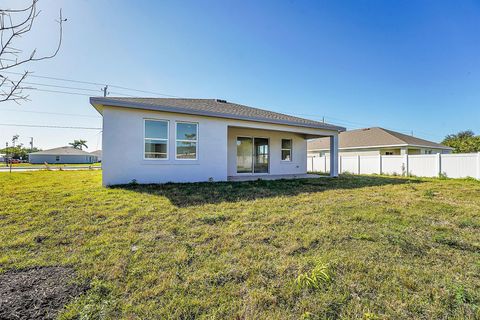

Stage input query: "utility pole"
[
  {"left": 102, "top": 85, "right": 108, "bottom": 97},
  {"left": 6, "top": 142, "right": 11, "bottom": 172},
  {"left": 4, "top": 142, "right": 7, "bottom": 167},
  {"left": 29, "top": 137, "right": 34, "bottom": 152}
]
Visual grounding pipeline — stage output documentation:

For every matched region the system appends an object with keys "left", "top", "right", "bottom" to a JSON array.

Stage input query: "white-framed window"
[
  {"left": 281, "top": 139, "right": 292, "bottom": 161},
  {"left": 144, "top": 119, "right": 169, "bottom": 159},
  {"left": 176, "top": 121, "right": 198, "bottom": 160},
  {"left": 55, "top": 156, "right": 60, "bottom": 161}
]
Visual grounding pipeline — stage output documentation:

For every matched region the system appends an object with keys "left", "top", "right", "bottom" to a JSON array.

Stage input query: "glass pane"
[
  {"left": 176, "top": 141, "right": 197, "bottom": 159},
  {"left": 254, "top": 138, "right": 269, "bottom": 173},
  {"left": 237, "top": 137, "right": 253, "bottom": 173},
  {"left": 176, "top": 122, "right": 197, "bottom": 140},
  {"left": 145, "top": 120, "right": 168, "bottom": 139},
  {"left": 145, "top": 139, "right": 167, "bottom": 158},
  {"left": 282, "top": 139, "right": 292, "bottom": 149},
  {"left": 282, "top": 150, "right": 291, "bottom": 161}
]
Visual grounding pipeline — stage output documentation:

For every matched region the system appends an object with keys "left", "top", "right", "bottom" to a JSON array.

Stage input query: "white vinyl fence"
[{"left": 307, "top": 153, "right": 480, "bottom": 179}]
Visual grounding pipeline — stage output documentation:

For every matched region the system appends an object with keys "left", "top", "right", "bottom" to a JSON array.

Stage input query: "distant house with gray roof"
[
  {"left": 308, "top": 127, "right": 453, "bottom": 157},
  {"left": 29, "top": 146, "right": 98, "bottom": 164},
  {"left": 90, "top": 150, "right": 102, "bottom": 162}
]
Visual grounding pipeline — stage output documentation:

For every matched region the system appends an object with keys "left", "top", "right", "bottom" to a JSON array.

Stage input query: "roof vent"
[{"left": 216, "top": 99, "right": 227, "bottom": 103}]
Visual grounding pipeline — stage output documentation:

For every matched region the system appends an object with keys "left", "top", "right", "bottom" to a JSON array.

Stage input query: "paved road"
[{"left": 0, "top": 166, "right": 101, "bottom": 172}]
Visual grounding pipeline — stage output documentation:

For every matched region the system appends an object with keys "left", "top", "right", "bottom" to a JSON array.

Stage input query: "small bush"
[
  {"left": 296, "top": 263, "right": 332, "bottom": 291},
  {"left": 424, "top": 189, "right": 436, "bottom": 199},
  {"left": 198, "top": 214, "right": 228, "bottom": 225},
  {"left": 439, "top": 172, "right": 448, "bottom": 179}
]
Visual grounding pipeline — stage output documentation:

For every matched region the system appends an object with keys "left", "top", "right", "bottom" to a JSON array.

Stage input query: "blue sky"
[{"left": 1, "top": 0, "right": 479, "bottom": 151}]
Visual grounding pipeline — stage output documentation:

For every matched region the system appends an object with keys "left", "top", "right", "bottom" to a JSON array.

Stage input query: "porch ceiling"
[{"left": 227, "top": 125, "right": 335, "bottom": 139}]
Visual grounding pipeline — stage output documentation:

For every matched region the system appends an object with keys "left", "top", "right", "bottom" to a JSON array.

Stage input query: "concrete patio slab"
[{"left": 227, "top": 173, "right": 325, "bottom": 182}]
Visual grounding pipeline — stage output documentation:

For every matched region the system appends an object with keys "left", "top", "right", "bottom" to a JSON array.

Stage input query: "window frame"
[
  {"left": 175, "top": 121, "right": 199, "bottom": 160},
  {"left": 281, "top": 138, "right": 293, "bottom": 162},
  {"left": 143, "top": 118, "right": 170, "bottom": 161}
]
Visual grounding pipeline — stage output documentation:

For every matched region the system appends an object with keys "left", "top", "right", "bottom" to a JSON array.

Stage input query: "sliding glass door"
[
  {"left": 236, "top": 137, "right": 253, "bottom": 173},
  {"left": 236, "top": 137, "right": 269, "bottom": 174},
  {"left": 254, "top": 138, "right": 269, "bottom": 173}
]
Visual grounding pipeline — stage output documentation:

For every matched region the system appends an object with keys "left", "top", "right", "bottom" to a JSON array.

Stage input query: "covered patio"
[{"left": 227, "top": 125, "right": 341, "bottom": 180}]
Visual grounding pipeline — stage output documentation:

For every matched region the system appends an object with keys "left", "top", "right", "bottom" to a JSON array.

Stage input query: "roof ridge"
[
  {"left": 380, "top": 127, "right": 445, "bottom": 146},
  {"left": 376, "top": 127, "right": 409, "bottom": 145}
]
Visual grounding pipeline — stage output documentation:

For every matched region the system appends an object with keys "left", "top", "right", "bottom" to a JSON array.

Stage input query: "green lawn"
[
  {"left": 4, "top": 162, "right": 101, "bottom": 168},
  {"left": 0, "top": 171, "right": 479, "bottom": 319}
]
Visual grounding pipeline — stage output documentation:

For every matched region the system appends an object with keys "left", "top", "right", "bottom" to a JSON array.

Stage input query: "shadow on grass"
[{"left": 111, "top": 175, "right": 422, "bottom": 207}]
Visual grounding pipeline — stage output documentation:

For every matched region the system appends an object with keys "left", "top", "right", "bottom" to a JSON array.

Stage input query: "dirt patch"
[{"left": 0, "top": 266, "right": 88, "bottom": 320}]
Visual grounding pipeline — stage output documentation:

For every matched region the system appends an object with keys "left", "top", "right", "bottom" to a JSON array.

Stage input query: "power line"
[
  {"left": 2, "top": 71, "right": 180, "bottom": 97},
  {"left": 0, "top": 108, "right": 100, "bottom": 118},
  {"left": 282, "top": 110, "right": 441, "bottom": 139},
  {"left": 0, "top": 123, "right": 102, "bottom": 129},
  {"left": 2, "top": 84, "right": 135, "bottom": 98},
  {"left": 21, "top": 81, "right": 102, "bottom": 93},
  {"left": 26, "top": 88, "right": 93, "bottom": 97},
  {"left": 1, "top": 71, "right": 443, "bottom": 139}
]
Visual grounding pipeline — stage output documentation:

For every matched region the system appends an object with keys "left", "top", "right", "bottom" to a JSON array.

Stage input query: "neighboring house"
[
  {"left": 29, "top": 147, "right": 98, "bottom": 164},
  {"left": 90, "top": 97, "right": 345, "bottom": 185},
  {"left": 0, "top": 154, "right": 5, "bottom": 162},
  {"left": 90, "top": 150, "right": 102, "bottom": 162},
  {"left": 308, "top": 127, "right": 453, "bottom": 157}
]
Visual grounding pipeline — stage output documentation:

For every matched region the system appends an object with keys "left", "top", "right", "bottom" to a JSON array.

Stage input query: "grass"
[
  {"left": 0, "top": 171, "right": 479, "bottom": 319},
  {"left": 4, "top": 162, "right": 101, "bottom": 168}
]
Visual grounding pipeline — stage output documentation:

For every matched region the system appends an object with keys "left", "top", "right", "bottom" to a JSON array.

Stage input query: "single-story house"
[
  {"left": 308, "top": 127, "right": 453, "bottom": 157},
  {"left": 90, "top": 150, "right": 102, "bottom": 162},
  {"left": 29, "top": 146, "right": 98, "bottom": 164},
  {"left": 90, "top": 97, "right": 345, "bottom": 185}
]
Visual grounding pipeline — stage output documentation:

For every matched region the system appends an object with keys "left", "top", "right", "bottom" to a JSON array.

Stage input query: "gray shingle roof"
[
  {"left": 90, "top": 97, "right": 345, "bottom": 131},
  {"left": 29, "top": 146, "right": 92, "bottom": 156},
  {"left": 308, "top": 127, "right": 453, "bottom": 150}
]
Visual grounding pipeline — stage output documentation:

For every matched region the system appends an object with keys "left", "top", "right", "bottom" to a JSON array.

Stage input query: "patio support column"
[{"left": 330, "top": 134, "right": 339, "bottom": 177}]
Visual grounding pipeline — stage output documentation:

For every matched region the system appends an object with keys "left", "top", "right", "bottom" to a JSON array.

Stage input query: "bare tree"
[{"left": 0, "top": 0, "right": 66, "bottom": 103}]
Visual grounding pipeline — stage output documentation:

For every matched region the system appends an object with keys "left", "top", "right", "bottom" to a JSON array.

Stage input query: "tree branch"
[{"left": 0, "top": 0, "right": 65, "bottom": 103}]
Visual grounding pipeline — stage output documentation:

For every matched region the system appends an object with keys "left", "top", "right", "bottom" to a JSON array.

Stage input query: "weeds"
[
  {"left": 424, "top": 189, "right": 436, "bottom": 199},
  {"left": 296, "top": 263, "right": 332, "bottom": 291}
]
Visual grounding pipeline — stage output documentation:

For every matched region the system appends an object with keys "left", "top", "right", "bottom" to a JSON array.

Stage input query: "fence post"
[
  {"left": 357, "top": 155, "right": 361, "bottom": 174},
  {"left": 477, "top": 152, "right": 480, "bottom": 180},
  {"left": 339, "top": 156, "right": 342, "bottom": 173},
  {"left": 436, "top": 153, "right": 441, "bottom": 177},
  {"left": 404, "top": 154, "right": 409, "bottom": 176},
  {"left": 379, "top": 154, "right": 382, "bottom": 175}
]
